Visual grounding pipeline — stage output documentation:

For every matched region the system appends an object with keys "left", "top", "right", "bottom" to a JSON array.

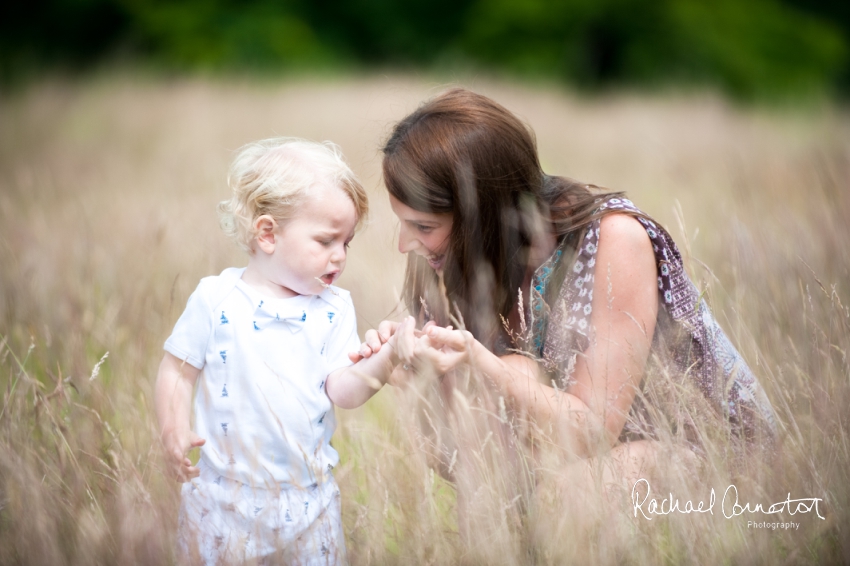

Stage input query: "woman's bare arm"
[
  {"left": 415, "top": 214, "right": 658, "bottom": 455},
  {"left": 565, "top": 213, "right": 658, "bottom": 443}
]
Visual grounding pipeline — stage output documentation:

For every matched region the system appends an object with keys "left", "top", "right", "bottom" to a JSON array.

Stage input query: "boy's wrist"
[
  {"left": 160, "top": 424, "right": 190, "bottom": 441},
  {"left": 364, "top": 340, "right": 398, "bottom": 385},
  {"left": 383, "top": 340, "right": 398, "bottom": 366},
  {"left": 375, "top": 340, "right": 399, "bottom": 378}
]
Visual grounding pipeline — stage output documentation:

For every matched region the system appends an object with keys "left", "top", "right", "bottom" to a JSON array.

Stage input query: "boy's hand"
[
  {"left": 348, "top": 320, "right": 398, "bottom": 362},
  {"left": 155, "top": 353, "right": 203, "bottom": 482},
  {"left": 162, "top": 429, "right": 206, "bottom": 482}
]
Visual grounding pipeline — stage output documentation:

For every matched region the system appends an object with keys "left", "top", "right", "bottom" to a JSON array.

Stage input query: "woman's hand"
[{"left": 397, "top": 322, "right": 475, "bottom": 377}]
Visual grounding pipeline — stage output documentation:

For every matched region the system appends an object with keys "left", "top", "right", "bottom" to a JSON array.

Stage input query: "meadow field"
[{"left": 0, "top": 74, "right": 848, "bottom": 564}]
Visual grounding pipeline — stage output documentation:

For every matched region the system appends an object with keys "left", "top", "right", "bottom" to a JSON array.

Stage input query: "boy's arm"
[
  {"left": 154, "top": 352, "right": 206, "bottom": 481},
  {"left": 326, "top": 339, "right": 398, "bottom": 409}
]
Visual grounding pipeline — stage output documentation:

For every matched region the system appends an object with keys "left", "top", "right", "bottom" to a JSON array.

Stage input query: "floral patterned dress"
[{"left": 527, "top": 197, "right": 776, "bottom": 444}]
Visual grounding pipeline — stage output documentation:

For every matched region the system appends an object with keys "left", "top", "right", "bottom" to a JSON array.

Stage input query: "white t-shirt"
[{"left": 164, "top": 267, "right": 360, "bottom": 488}]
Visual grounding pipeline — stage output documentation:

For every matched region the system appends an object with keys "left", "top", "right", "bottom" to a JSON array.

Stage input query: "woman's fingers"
[
  {"left": 401, "top": 327, "right": 472, "bottom": 376},
  {"left": 415, "top": 320, "right": 437, "bottom": 338},
  {"left": 413, "top": 343, "right": 467, "bottom": 375},
  {"left": 379, "top": 320, "right": 473, "bottom": 377},
  {"left": 425, "top": 326, "right": 471, "bottom": 352}
]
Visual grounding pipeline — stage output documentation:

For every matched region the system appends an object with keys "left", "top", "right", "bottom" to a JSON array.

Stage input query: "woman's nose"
[{"left": 397, "top": 225, "right": 417, "bottom": 254}]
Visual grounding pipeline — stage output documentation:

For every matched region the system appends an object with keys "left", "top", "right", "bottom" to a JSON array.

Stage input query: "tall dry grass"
[{"left": 0, "top": 74, "right": 848, "bottom": 564}]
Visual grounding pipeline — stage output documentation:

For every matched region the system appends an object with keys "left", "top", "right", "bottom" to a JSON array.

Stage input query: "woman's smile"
[
  {"left": 425, "top": 253, "right": 446, "bottom": 271},
  {"left": 388, "top": 194, "right": 453, "bottom": 272}
]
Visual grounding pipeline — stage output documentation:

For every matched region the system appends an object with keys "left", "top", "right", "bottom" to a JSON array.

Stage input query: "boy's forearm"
[
  {"left": 327, "top": 343, "right": 397, "bottom": 409},
  {"left": 155, "top": 375, "right": 192, "bottom": 435},
  {"left": 154, "top": 354, "right": 198, "bottom": 436}
]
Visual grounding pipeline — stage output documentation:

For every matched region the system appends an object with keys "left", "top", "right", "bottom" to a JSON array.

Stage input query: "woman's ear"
[{"left": 254, "top": 215, "right": 278, "bottom": 255}]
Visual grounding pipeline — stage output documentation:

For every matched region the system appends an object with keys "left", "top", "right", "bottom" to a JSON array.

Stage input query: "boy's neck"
[{"left": 241, "top": 259, "right": 300, "bottom": 300}]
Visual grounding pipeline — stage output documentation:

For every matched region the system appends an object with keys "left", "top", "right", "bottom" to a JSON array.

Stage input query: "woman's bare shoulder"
[
  {"left": 594, "top": 212, "right": 658, "bottom": 309},
  {"left": 597, "top": 213, "right": 655, "bottom": 263}
]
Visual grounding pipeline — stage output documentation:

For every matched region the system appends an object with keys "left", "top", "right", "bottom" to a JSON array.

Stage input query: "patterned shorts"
[{"left": 178, "top": 459, "right": 346, "bottom": 565}]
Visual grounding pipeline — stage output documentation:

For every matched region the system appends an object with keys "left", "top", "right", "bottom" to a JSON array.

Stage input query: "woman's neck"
[
  {"left": 509, "top": 225, "right": 559, "bottom": 331},
  {"left": 527, "top": 225, "right": 558, "bottom": 274}
]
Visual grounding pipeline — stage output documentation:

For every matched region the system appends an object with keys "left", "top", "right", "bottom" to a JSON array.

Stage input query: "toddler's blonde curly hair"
[{"left": 218, "top": 137, "right": 368, "bottom": 253}]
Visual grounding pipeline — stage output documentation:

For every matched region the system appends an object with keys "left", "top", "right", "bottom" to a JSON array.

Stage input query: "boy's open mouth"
[{"left": 320, "top": 273, "right": 337, "bottom": 286}]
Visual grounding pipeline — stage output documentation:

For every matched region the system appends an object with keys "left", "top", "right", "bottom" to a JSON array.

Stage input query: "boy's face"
[{"left": 269, "top": 184, "right": 357, "bottom": 297}]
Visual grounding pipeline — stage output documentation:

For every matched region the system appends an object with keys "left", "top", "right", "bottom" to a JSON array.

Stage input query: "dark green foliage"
[
  {"left": 120, "top": 0, "right": 335, "bottom": 68},
  {"left": 1, "top": 0, "right": 848, "bottom": 98},
  {"left": 781, "top": 0, "right": 850, "bottom": 90},
  {"left": 300, "top": 0, "right": 478, "bottom": 64},
  {"left": 460, "top": 0, "right": 847, "bottom": 97}
]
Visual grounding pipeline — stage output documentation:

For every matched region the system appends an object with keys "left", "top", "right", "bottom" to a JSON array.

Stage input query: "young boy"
[{"left": 155, "top": 138, "right": 398, "bottom": 564}]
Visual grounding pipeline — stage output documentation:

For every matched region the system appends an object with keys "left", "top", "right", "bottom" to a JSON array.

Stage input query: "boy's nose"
[{"left": 330, "top": 244, "right": 346, "bottom": 263}]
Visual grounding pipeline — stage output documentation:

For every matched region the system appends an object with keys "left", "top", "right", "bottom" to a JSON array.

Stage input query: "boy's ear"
[{"left": 254, "top": 215, "right": 278, "bottom": 254}]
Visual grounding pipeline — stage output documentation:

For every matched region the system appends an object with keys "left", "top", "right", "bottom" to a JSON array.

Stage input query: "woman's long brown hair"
[{"left": 382, "top": 88, "right": 622, "bottom": 352}]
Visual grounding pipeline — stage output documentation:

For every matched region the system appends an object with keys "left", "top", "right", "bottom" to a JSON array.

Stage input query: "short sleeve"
[
  {"left": 324, "top": 295, "right": 361, "bottom": 375},
  {"left": 164, "top": 280, "right": 214, "bottom": 370}
]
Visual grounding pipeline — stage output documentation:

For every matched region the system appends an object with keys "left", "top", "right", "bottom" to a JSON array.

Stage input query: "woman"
[{"left": 357, "top": 88, "right": 775, "bottom": 471}]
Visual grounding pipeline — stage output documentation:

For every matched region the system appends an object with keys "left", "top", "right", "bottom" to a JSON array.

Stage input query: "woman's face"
[{"left": 389, "top": 194, "right": 453, "bottom": 272}]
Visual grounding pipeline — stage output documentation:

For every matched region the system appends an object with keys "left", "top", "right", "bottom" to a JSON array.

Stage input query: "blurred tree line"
[{"left": 1, "top": 0, "right": 848, "bottom": 99}]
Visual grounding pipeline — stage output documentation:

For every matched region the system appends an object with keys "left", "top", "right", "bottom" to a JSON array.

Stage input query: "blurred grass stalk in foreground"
[{"left": 0, "top": 75, "right": 848, "bottom": 564}]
